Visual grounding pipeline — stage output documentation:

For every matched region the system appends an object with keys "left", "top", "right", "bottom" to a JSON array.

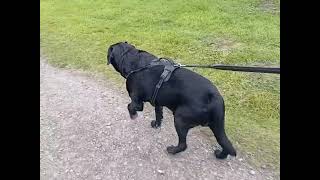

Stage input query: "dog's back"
[{"left": 157, "top": 67, "right": 222, "bottom": 112}]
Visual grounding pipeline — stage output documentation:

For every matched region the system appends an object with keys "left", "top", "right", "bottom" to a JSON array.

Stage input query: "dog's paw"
[
  {"left": 167, "top": 146, "right": 178, "bottom": 154},
  {"left": 151, "top": 120, "right": 161, "bottom": 128},
  {"left": 214, "top": 149, "right": 228, "bottom": 159},
  {"left": 130, "top": 113, "right": 138, "bottom": 120},
  {"left": 166, "top": 145, "right": 187, "bottom": 154}
]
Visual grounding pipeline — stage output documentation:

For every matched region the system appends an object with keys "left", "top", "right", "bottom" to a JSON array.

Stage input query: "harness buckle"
[{"left": 160, "top": 69, "right": 170, "bottom": 79}]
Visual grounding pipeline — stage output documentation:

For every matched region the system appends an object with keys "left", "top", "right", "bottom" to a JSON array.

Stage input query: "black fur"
[{"left": 107, "top": 42, "right": 236, "bottom": 159}]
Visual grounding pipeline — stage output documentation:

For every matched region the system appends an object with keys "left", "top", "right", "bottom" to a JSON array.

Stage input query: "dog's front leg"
[
  {"left": 127, "top": 96, "right": 144, "bottom": 120},
  {"left": 151, "top": 106, "right": 163, "bottom": 128}
]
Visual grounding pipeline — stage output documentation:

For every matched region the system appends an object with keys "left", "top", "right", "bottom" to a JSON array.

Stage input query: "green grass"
[{"left": 41, "top": 0, "right": 279, "bottom": 172}]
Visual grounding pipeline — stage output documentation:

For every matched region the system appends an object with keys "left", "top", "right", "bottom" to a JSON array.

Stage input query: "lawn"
[{"left": 41, "top": 0, "right": 280, "bottom": 172}]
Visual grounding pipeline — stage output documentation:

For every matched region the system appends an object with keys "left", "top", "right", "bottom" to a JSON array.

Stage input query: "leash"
[{"left": 174, "top": 64, "right": 280, "bottom": 74}]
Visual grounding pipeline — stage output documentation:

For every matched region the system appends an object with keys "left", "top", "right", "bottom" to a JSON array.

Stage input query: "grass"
[{"left": 41, "top": 0, "right": 280, "bottom": 173}]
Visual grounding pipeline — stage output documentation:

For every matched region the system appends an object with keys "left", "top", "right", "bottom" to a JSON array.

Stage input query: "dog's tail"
[{"left": 209, "top": 95, "right": 237, "bottom": 157}]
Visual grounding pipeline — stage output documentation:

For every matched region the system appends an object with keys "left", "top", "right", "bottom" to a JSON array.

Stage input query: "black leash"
[{"left": 175, "top": 64, "right": 280, "bottom": 74}]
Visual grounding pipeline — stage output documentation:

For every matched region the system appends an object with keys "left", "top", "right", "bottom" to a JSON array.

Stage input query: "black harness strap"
[
  {"left": 125, "top": 59, "right": 160, "bottom": 79},
  {"left": 150, "top": 58, "right": 180, "bottom": 106},
  {"left": 124, "top": 57, "right": 180, "bottom": 106}
]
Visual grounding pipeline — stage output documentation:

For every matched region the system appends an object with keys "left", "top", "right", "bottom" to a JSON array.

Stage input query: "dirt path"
[{"left": 40, "top": 57, "right": 276, "bottom": 180}]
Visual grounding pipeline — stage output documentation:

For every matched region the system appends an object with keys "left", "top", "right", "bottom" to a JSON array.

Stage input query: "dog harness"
[{"left": 125, "top": 58, "right": 181, "bottom": 106}]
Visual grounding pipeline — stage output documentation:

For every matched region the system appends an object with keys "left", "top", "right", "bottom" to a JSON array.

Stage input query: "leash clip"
[{"left": 174, "top": 63, "right": 183, "bottom": 67}]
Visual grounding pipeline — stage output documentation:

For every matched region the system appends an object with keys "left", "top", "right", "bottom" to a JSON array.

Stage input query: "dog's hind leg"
[
  {"left": 151, "top": 106, "right": 163, "bottom": 128},
  {"left": 208, "top": 102, "right": 236, "bottom": 159},
  {"left": 209, "top": 123, "right": 236, "bottom": 159},
  {"left": 167, "top": 115, "right": 191, "bottom": 154}
]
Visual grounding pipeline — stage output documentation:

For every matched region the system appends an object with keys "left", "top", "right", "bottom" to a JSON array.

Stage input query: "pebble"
[
  {"left": 250, "top": 170, "right": 255, "bottom": 175},
  {"left": 157, "top": 169, "right": 164, "bottom": 175}
]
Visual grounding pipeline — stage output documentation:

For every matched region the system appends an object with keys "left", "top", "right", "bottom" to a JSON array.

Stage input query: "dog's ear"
[{"left": 107, "top": 46, "right": 114, "bottom": 65}]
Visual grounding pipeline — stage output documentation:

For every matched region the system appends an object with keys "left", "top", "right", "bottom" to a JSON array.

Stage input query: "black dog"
[{"left": 107, "top": 42, "right": 236, "bottom": 159}]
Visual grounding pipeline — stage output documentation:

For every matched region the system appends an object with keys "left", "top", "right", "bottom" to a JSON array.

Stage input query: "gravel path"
[{"left": 40, "top": 57, "right": 276, "bottom": 180}]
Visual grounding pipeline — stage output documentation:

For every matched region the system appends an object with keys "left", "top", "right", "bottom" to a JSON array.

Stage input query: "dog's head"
[{"left": 107, "top": 41, "right": 136, "bottom": 74}]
